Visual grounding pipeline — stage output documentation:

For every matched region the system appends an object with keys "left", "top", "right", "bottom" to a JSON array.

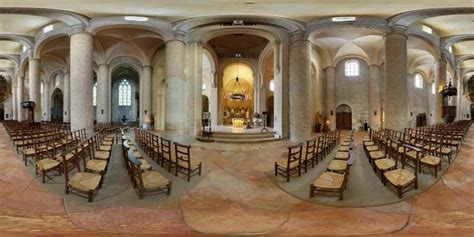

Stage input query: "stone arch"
[{"left": 50, "top": 88, "right": 63, "bottom": 122}]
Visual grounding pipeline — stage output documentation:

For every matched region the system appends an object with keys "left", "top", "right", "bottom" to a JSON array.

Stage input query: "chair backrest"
[
  {"left": 305, "top": 139, "right": 316, "bottom": 159},
  {"left": 161, "top": 137, "right": 172, "bottom": 159},
  {"left": 174, "top": 142, "right": 192, "bottom": 167},
  {"left": 152, "top": 134, "right": 160, "bottom": 153},
  {"left": 61, "top": 145, "right": 82, "bottom": 182},
  {"left": 127, "top": 149, "right": 144, "bottom": 188},
  {"left": 286, "top": 143, "right": 303, "bottom": 169}
]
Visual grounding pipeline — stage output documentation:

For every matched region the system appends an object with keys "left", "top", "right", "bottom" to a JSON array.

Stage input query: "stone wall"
[{"left": 335, "top": 58, "right": 369, "bottom": 130}]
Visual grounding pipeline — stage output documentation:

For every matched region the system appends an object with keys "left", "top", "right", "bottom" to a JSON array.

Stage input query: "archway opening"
[
  {"left": 51, "top": 88, "right": 63, "bottom": 122},
  {"left": 336, "top": 104, "right": 352, "bottom": 130},
  {"left": 221, "top": 62, "right": 254, "bottom": 125},
  {"left": 111, "top": 66, "right": 139, "bottom": 123}
]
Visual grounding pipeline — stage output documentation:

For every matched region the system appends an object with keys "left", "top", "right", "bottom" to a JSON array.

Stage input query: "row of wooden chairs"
[
  {"left": 275, "top": 130, "right": 341, "bottom": 182},
  {"left": 310, "top": 133, "right": 353, "bottom": 200},
  {"left": 122, "top": 136, "right": 172, "bottom": 199},
  {"left": 134, "top": 129, "right": 202, "bottom": 182}
]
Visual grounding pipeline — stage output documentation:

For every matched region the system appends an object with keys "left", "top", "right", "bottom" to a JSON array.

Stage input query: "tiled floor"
[{"left": 0, "top": 125, "right": 473, "bottom": 236}]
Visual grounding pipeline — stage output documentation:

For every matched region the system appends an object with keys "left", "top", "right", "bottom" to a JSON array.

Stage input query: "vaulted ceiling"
[{"left": 0, "top": 1, "right": 472, "bottom": 79}]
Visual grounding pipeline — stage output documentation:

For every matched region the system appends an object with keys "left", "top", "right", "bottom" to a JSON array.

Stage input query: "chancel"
[{"left": 0, "top": 1, "right": 473, "bottom": 236}]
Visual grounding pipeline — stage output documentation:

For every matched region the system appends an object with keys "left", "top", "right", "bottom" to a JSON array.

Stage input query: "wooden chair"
[
  {"left": 34, "top": 138, "right": 61, "bottom": 183},
  {"left": 151, "top": 134, "right": 161, "bottom": 163},
  {"left": 310, "top": 165, "right": 349, "bottom": 200},
  {"left": 61, "top": 145, "right": 103, "bottom": 202},
  {"left": 127, "top": 149, "right": 171, "bottom": 199},
  {"left": 174, "top": 142, "right": 202, "bottom": 181},
  {"left": 374, "top": 139, "right": 397, "bottom": 183},
  {"left": 275, "top": 143, "right": 303, "bottom": 182},
  {"left": 160, "top": 138, "right": 174, "bottom": 172},
  {"left": 419, "top": 139, "right": 442, "bottom": 178},
  {"left": 303, "top": 139, "right": 317, "bottom": 172},
  {"left": 383, "top": 144, "right": 419, "bottom": 199}
]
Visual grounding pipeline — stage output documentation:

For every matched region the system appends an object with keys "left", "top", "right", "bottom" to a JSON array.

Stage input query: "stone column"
[
  {"left": 141, "top": 65, "right": 153, "bottom": 126},
  {"left": 325, "top": 66, "right": 336, "bottom": 130},
  {"left": 29, "top": 58, "right": 41, "bottom": 122},
  {"left": 368, "top": 64, "right": 381, "bottom": 130},
  {"left": 425, "top": 81, "right": 432, "bottom": 125},
  {"left": 209, "top": 71, "right": 218, "bottom": 127},
  {"left": 434, "top": 58, "right": 447, "bottom": 124},
  {"left": 165, "top": 37, "right": 186, "bottom": 131},
  {"left": 63, "top": 72, "right": 70, "bottom": 122},
  {"left": 289, "top": 32, "right": 312, "bottom": 142},
  {"left": 17, "top": 75, "right": 24, "bottom": 121},
  {"left": 12, "top": 83, "right": 17, "bottom": 120},
  {"left": 384, "top": 27, "right": 408, "bottom": 131},
  {"left": 96, "top": 64, "right": 109, "bottom": 123},
  {"left": 187, "top": 42, "right": 203, "bottom": 136},
  {"left": 43, "top": 81, "right": 50, "bottom": 121},
  {"left": 70, "top": 32, "right": 94, "bottom": 136}
]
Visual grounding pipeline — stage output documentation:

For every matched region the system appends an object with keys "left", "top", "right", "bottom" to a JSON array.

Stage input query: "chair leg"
[
  {"left": 309, "top": 185, "right": 314, "bottom": 197},
  {"left": 88, "top": 191, "right": 94, "bottom": 202},
  {"left": 397, "top": 186, "right": 402, "bottom": 199}
]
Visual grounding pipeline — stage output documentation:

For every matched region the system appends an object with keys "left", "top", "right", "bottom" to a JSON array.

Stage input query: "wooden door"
[{"left": 336, "top": 112, "right": 352, "bottom": 130}]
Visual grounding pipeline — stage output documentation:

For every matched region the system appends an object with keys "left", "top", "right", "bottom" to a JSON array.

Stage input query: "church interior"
[{"left": 0, "top": 1, "right": 473, "bottom": 236}]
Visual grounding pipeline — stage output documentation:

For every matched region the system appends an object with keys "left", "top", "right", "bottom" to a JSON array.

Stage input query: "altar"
[{"left": 232, "top": 118, "right": 245, "bottom": 128}]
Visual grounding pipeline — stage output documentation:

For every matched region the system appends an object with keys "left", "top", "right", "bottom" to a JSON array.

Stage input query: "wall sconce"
[
  {"left": 5, "top": 114, "right": 8, "bottom": 118},
  {"left": 144, "top": 110, "right": 148, "bottom": 115},
  {"left": 330, "top": 110, "right": 333, "bottom": 116},
  {"left": 101, "top": 109, "right": 104, "bottom": 115},
  {"left": 410, "top": 112, "right": 413, "bottom": 116},
  {"left": 374, "top": 111, "right": 377, "bottom": 116},
  {"left": 430, "top": 113, "right": 432, "bottom": 116},
  {"left": 43, "top": 113, "right": 46, "bottom": 116},
  {"left": 64, "top": 111, "right": 67, "bottom": 115}
]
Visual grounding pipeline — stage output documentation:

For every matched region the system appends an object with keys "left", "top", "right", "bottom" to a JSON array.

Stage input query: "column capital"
[
  {"left": 142, "top": 65, "right": 153, "bottom": 69},
  {"left": 324, "top": 65, "right": 336, "bottom": 70},
  {"left": 97, "top": 63, "right": 109, "bottom": 67},
  {"left": 385, "top": 26, "right": 408, "bottom": 39},
  {"left": 290, "top": 31, "right": 309, "bottom": 44},
  {"left": 69, "top": 27, "right": 92, "bottom": 37},
  {"left": 29, "top": 58, "right": 40, "bottom": 63}
]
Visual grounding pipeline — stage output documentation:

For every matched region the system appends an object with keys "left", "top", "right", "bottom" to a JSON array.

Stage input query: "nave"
[{"left": 0, "top": 121, "right": 472, "bottom": 235}]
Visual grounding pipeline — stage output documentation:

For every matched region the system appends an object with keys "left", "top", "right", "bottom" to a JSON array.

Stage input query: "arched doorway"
[
  {"left": 471, "top": 104, "right": 474, "bottom": 120},
  {"left": 336, "top": 104, "right": 352, "bottom": 130},
  {"left": 266, "top": 96, "right": 274, "bottom": 127},
  {"left": 202, "top": 95, "right": 209, "bottom": 112},
  {"left": 51, "top": 88, "right": 63, "bottom": 122},
  {"left": 112, "top": 66, "right": 139, "bottom": 123}
]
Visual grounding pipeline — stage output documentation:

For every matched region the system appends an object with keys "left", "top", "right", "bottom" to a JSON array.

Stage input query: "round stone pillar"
[
  {"left": 325, "top": 66, "right": 336, "bottom": 131},
  {"left": 384, "top": 27, "right": 408, "bottom": 131},
  {"left": 63, "top": 72, "right": 70, "bottom": 122},
  {"left": 43, "top": 81, "right": 50, "bottom": 121},
  {"left": 141, "top": 65, "right": 153, "bottom": 126},
  {"left": 29, "top": 58, "right": 41, "bottom": 122},
  {"left": 289, "top": 32, "right": 312, "bottom": 142},
  {"left": 70, "top": 32, "right": 94, "bottom": 136},
  {"left": 165, "top": 38, "right": 186, "bottom": 131},
  {"left": 434, "top": 58, "right": 447, "bottom": 124},
  {"left": 17, "top": 76, "right": 24, "bottom": 121},
  {"left": 368, "top": 64, "right": 381, "bottom": 130},
  {"left": 12, "top": 83, "right": 17, "bottom": 120},
  {"left": 96, "top": 64, "right": 109, "bottom": 123}
]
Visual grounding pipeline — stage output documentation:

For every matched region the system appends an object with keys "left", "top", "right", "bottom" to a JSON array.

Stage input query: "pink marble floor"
[{"left": 0, "top": 124, "right": 473, "bottom": 236}]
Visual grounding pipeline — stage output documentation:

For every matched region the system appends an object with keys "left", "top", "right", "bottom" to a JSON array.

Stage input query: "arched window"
[
  {"left": 345, "top": 59, "right": 359, "bottom": 76},
  {"left": 415, "top": 73, "right": 423, "bottom": 89},
  {"left": 432, "top": 83, "right": 435, "bottom": 94},
  {"left": 269, "top": 79, "right": 275, "bottom": 92},
  {"left": 119, "top": 79, "right": 132, "bottom": 106},
  {"left": 40, "top": 82, "right": 44, "bottom": 94},
  {"left": 92, "top": 82, "right": 97, "bottom": 106}
]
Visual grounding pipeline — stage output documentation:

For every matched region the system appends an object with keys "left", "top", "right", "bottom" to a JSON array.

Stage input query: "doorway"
[
  {"left": 202, "top": 95, "right": 209, "bottom": 112},
  {"left": 336, "top": 104, "right": 352, "bottom": 130},
  {"left": 471, "top": 104, "right": 474, "bottom": 120},
  {"left": 51, "top": 88, "right": 64, "bottom": 122}
]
